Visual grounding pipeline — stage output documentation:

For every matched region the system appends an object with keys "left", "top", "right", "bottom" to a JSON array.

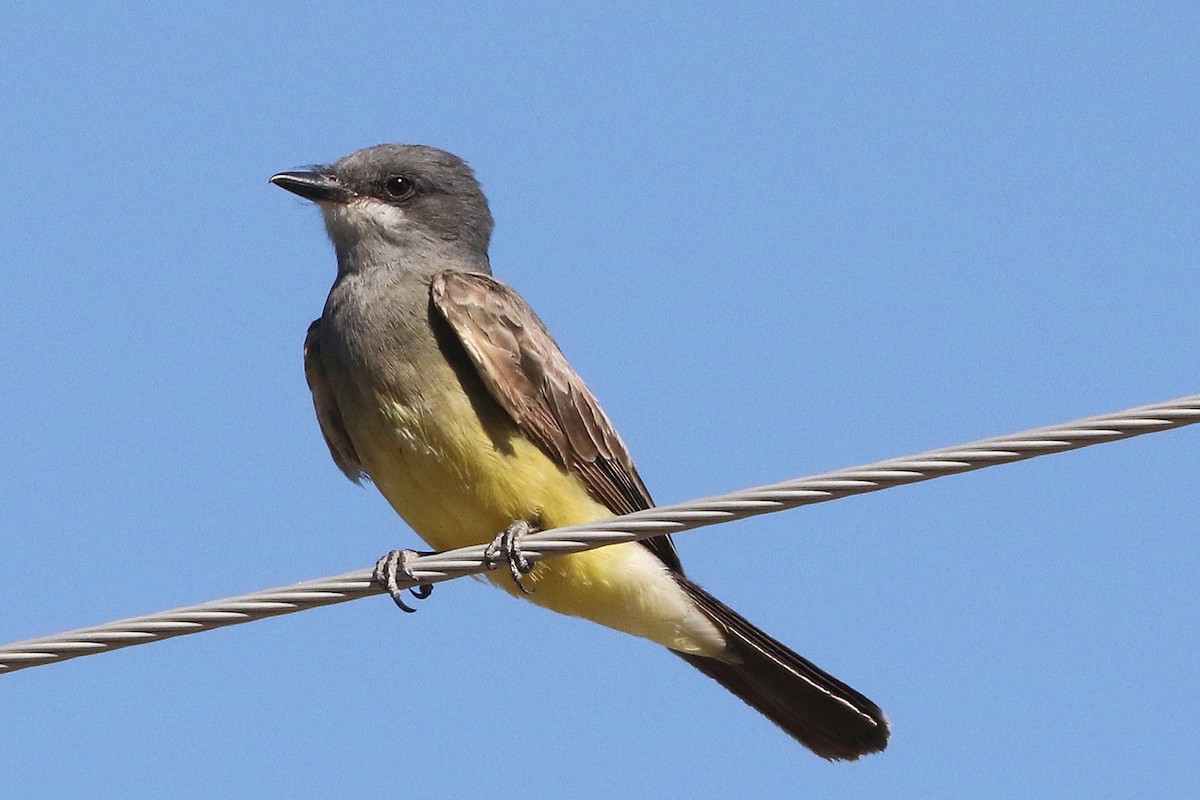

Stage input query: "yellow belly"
[{"left": 352, "top": 384, "right": 725, "bottom": 656}]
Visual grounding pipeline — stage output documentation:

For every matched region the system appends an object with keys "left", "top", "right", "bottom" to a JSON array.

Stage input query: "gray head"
[{"left": 271, "top": 144, "right": 494, "bottom": 273}]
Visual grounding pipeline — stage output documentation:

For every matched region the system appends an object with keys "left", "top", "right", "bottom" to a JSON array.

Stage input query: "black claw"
[
  {"left": 373, "top": 549, "right": 435, "bottom": 613},
  {"left": 392, "top": 593, "right": 420, "bottom": 613},
  {"left": 483, "top": 521, "right": 538, "bottom": 594}
]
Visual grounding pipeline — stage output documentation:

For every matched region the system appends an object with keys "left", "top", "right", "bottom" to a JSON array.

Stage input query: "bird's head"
[{"left": 272, "top": 144, "right": 494, "bottom": 272}]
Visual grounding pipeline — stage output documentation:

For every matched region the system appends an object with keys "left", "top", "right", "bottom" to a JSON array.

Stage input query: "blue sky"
[{"left": 2, "top": 3, "right": 1197, "bottom": 798}]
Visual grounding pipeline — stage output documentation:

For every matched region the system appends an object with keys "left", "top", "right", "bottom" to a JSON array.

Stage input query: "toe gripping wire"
[{"left": 1, "top": 394, "right": 1197, "bottom": 674}]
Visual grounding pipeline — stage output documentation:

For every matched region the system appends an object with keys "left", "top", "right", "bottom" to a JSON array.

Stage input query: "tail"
[{"left": 673, "top": 577, "right": 889, "bottom": 760}]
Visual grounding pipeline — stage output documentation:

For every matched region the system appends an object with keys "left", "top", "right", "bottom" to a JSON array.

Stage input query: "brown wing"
[
  {"left": 304, "top": 318, "right": 366, "bottom": 483},
  {"left": 431, "top": 271, "right": 681, "bottom": 573}
]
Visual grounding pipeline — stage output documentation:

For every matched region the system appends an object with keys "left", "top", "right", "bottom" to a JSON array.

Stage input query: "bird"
[{"left": 270, "top": 144, "right": 888, "bottom": 759}]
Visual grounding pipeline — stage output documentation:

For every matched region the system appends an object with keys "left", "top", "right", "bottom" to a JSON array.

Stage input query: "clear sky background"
[{"left": 2, "top": 4, "right": 1197, "bottom": 798}]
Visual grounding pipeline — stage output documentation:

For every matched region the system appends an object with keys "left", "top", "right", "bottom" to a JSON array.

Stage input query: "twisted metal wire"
[{"left": 2, "top": 394, "right": 1196, "bottom": 674}]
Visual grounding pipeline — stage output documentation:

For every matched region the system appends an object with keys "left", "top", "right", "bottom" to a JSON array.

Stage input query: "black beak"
[{"left": 269, "top": 170, "right": 354, "bottom": 203}]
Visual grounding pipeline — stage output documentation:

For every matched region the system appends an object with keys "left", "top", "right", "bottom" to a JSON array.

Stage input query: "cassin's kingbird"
[{"left": 271, "top": 144, "right": 888, "bottom": 760}]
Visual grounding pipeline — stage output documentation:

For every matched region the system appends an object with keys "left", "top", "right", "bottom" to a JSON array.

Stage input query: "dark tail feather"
[{"left": 674, "top": 577, "right": 889, "bottom": 760}]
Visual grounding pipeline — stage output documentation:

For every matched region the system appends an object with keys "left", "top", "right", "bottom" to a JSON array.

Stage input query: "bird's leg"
[
  {"left": 483, "top": 520, "right": 539, "bottom": 595},
  {"left": 373, "top": 549, "right": 436, "bottom": 613}
]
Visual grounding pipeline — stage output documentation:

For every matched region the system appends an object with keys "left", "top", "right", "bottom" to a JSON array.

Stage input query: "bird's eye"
[{"left": 384, "top": 175, "right": 416, "bottom": 200}]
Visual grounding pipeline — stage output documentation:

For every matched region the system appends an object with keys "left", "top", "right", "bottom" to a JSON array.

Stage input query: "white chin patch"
[{"left": 321, "top": 198, "right": 408, "bottom": 248}]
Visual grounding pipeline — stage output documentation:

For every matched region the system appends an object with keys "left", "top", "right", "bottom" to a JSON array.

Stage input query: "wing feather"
[
  {"left": 431, "top": 271, "right": 681, "bottom": 572},
  {"left": 304, "top": 319, "right": 366, "bottom": 483}
]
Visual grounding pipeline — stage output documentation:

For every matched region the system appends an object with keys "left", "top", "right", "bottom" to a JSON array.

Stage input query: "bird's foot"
[
  {"left": 373, "top": 549, "right": 435, "bottom": 613},
  {"left": 483, "top": 520, "right": 538, "bottom": 594}
]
